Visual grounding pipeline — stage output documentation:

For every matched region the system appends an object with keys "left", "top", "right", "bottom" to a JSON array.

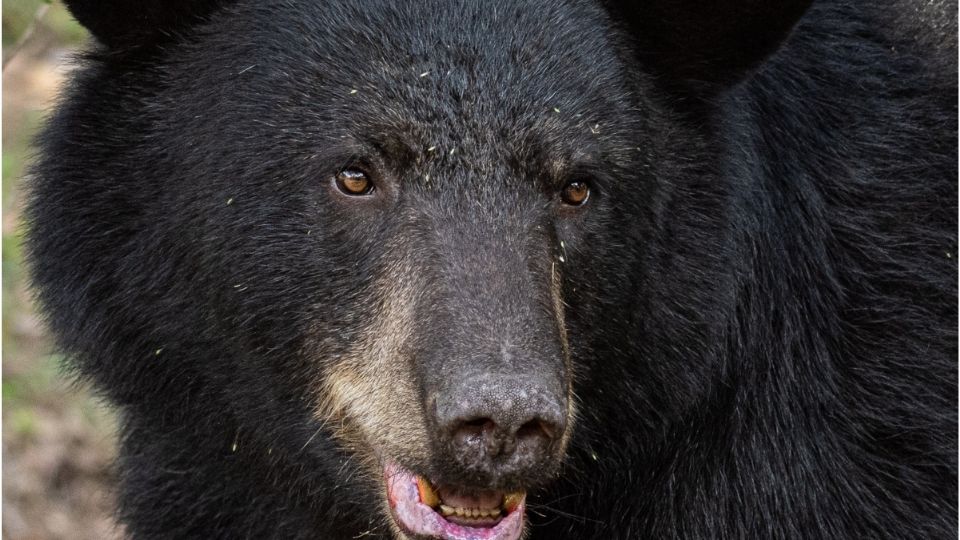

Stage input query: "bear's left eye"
[
  {"left": 335, "top": 168, "right": 374, "bottom": 196},
  {"left": 560, "top": 180, "right": 590, "bottom": 206}
]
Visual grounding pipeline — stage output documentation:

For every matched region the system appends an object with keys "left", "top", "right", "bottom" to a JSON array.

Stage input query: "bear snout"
[{"left": 431, "top": 375, "right": 568, "bottom": 487}]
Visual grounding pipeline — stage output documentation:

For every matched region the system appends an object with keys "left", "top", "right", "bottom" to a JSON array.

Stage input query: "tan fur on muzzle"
[{"left": 311, "top": 257, "right": 430, "bottom": 468}]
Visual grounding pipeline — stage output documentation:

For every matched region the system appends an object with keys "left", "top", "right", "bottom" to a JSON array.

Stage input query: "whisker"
[
  {"left": 525, "top": 501, "right": 604, "bottom": 525},
  {"left": 298, "top": 425, "right": 324, "bottom": 453}
]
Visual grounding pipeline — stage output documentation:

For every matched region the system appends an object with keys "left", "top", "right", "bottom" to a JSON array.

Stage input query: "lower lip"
[{"left": 384, "top": 462, "right": 525, "bottom": 540}]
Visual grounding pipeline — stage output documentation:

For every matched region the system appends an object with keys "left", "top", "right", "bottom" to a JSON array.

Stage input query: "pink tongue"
[{"left": 437, "top": 487, "right": 503, "bottom": 510}]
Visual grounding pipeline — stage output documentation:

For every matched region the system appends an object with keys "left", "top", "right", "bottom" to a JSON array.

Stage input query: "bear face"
[
  {"left": 26, "top": 0, "right": 956, "bottom": 539},
  {"left": 29, "top": 2, "right": 734, "bottom": 535}
]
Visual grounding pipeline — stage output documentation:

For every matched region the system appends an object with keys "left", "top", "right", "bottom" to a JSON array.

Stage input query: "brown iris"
[
  {"left": 335, "top": 168, "right": 373, "bottom": 195},
  {"left": 560, "top": 180, "right": 590, "bottom": 206}
]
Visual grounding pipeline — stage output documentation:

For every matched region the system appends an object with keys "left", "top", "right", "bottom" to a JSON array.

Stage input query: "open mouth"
[{"left": 384, "top": 462, "right": 525, "bottom": 540}]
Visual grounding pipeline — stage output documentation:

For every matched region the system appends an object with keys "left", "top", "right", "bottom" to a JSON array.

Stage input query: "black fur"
[{"left": 26, "top": 0, "right": 957, "bottom": 538}]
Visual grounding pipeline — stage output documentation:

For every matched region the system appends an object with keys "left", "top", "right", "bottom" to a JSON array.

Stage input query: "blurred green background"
[{"left": 3, "top": 2, "right": 120, "bottom": 539}]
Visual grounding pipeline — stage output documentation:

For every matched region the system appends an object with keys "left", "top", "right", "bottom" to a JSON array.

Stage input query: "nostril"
[
  {"left": 457, "top": 418, "right": 496, "bottom": 438},
  {"left": 451, "top": 418, "right": 495, "bottom": 441},
  {"left": 517, "top": 419, "right": 556, "bottom": 442},
  {"left": 463, "top": 418, "right": 492, "bottom": 429}
]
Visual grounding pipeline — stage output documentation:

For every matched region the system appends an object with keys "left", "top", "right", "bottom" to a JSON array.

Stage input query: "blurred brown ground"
[{"left": 3, "top": 3, "right": 122, "bottom": 539}]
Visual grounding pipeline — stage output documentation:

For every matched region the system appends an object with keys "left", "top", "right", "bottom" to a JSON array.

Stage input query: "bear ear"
[
  {"left": 63, "top": 0, "right": 229, "bottom": 49},
  {"left": 605, "top": 0, "right": 812, "bottom": 92}
]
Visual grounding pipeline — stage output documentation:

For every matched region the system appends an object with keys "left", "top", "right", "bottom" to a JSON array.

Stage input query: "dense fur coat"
[{"left": 26, "top": 0, "right": 957, "bottom": 538}]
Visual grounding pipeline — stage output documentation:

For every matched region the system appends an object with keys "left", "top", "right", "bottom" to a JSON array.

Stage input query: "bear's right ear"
[
  {"left": 605, "top": 0, "right": 812, "bottom": 93},
  {"left": 63, "top": 0, "right": 229, "bottom": 49}
]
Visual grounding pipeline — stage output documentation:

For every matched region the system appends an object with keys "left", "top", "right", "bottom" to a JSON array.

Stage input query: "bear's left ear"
[
  {"left": 605, "top": 0, "right": 812, "bottom": 92},
  {"left": 63, "top": 0, "right": 230, "bottom": 49}
]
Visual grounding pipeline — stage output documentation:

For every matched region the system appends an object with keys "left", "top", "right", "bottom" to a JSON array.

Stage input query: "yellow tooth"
[
  {"left": 416, "top": 477, "right": 440, "bottom": 508},
  {"left": 437, "top": 503, "right": 504, "bottom": 520},
  {"left": 503, "top": 492, "right": 524, "bottom": 512}
]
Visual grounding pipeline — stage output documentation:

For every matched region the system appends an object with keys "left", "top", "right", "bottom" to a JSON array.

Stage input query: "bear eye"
[
  {"left": 560, "top": 180, "right": 590, "bottom": 206},
  {"left": 335, "top": 168, "right": 374, "bottom": 196}
]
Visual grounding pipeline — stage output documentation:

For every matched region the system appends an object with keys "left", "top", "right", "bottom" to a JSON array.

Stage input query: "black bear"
[{"left": 26, "top": 0, "right": 957, "bottom": 538}]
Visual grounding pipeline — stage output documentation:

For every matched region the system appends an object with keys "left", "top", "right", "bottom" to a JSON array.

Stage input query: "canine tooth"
[
  {"left": 416, "top": 477, "right": 440, "bottom": 508},
  {"left": 503, "top": 492, "right": 524, "bottom": 512}
]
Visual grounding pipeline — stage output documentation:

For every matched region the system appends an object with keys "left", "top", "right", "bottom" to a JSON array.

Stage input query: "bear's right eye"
[
  {"left": 335, "top": 168, "right": 374, "bottom": 196},
  {"left": 559, "top": 179, "right": 590, "bottom": 206}
]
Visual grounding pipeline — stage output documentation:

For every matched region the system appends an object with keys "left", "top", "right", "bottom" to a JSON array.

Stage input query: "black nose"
[{"left": 435, "top": 376, "right": 566, "bottom": 480}]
